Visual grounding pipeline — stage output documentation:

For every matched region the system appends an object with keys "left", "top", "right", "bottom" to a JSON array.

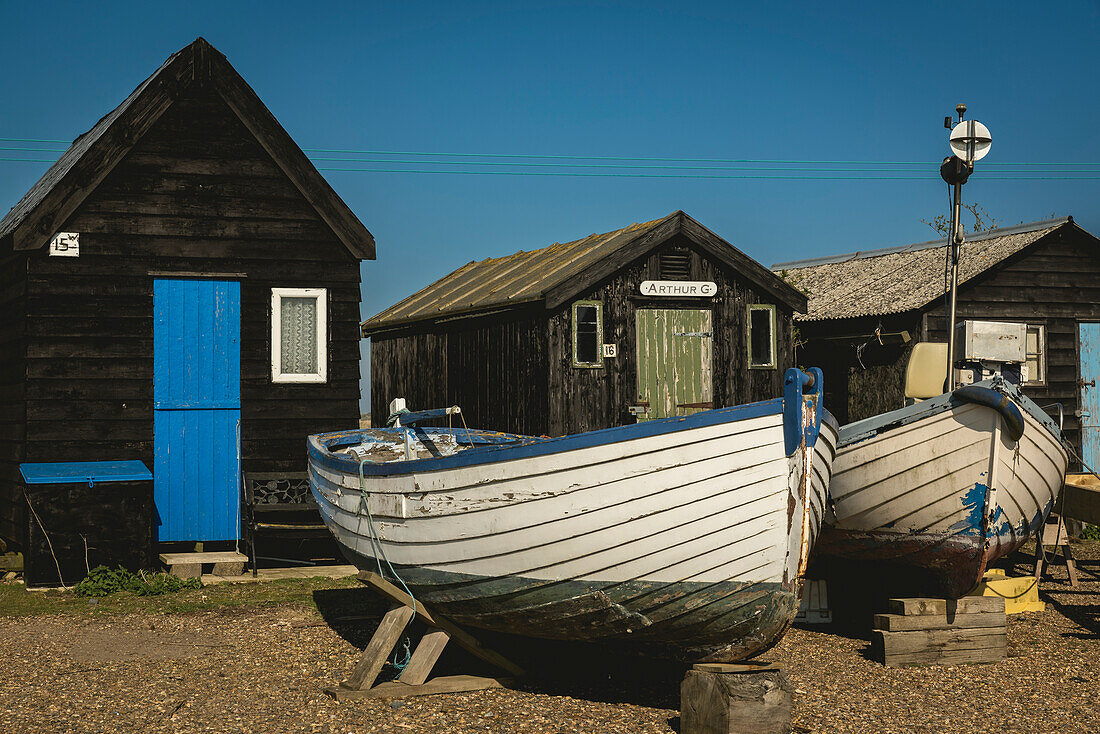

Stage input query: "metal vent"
[{"left": 659, "top": 251, "right": 691, "bottom": 280}]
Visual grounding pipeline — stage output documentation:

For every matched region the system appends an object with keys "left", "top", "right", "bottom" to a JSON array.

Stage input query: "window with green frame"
[
  {"left": 747, "top": 304, "right": 777, "bottom": 369},
  {"left": 572, "top": 301, "right": 603, "bottom": 367}
]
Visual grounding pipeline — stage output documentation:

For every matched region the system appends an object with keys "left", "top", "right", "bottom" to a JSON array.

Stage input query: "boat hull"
[
  {"left": 310, "top": 393, "right": 837, "bottom": 663},
  {"left": 816, "top": 380, "right": 1068, "bottom": 598}
]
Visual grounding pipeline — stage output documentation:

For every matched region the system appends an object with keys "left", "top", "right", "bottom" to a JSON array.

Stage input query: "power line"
[
  {"left": 1, "top": 136, "right": 1099, "bottom": 167},
  {"left": 2, "top": 156, "right": 1100, "bottom": 179}
]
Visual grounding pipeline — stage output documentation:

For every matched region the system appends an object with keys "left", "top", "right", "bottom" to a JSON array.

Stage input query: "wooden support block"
[
  {"left": 212, "top": 561, "right": 244, "bottom": 576},
  {"left": 343, "top": 604, "right": 416, "bottom": 691},
  {"left": 681, "top": 666, "right": 793, "bottom": 734},
  {"left": 0, "top": 552, "right": 24, "bottom": 571},
  {"left": 872, "top": 627, "right": 1006, "bottom": 668},
  {"left": 874, "top": 610, "right": 1006, "bottom": 631},
  {"left": 357, "top": 571, "right": 525, "bottom": 678},
  {"left": 888, "top": 596, "right": 1004, "bottom": 616},
  {"left": 398, "top": 628, "right": 451, "bottom": 686},
  {"left": 326, "top": 675, "right": 511, "bottom": 700}
]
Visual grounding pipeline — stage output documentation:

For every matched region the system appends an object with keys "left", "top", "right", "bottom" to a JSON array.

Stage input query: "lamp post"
[{"left": 940, "top": 105, "right": 992, "bottom": 391}]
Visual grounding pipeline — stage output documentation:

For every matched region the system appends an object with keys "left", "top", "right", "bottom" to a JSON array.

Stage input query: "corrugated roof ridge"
[{"left": 772, "top": 217, "right": 1070, "bottom": 271}]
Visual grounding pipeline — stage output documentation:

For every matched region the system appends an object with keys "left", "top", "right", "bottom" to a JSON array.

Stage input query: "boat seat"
[{"left": 904, "top": 342, "right": 949, "bottom": 402}]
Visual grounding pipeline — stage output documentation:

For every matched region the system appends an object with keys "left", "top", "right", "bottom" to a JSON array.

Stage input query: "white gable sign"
[
  {"left": 49, "top": 232, "right": 80, "bottom": 257},
  {"left": 639, "top": 280, "right": 716, "bottom": 297}
]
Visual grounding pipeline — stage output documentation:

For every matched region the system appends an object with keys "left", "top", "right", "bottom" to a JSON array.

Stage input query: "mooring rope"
[{"left": 357, "top": 456, "right": 417, "bottom": 672}]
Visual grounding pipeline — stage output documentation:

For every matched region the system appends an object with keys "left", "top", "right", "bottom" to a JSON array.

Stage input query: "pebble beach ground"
[{"left": 2, "top": 541, "right": 1098, "bottom": 733}]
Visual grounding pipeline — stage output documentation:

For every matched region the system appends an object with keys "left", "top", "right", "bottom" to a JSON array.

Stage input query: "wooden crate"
[{"left": 872, "top": 596, "right": 1006, "bottom": 667}]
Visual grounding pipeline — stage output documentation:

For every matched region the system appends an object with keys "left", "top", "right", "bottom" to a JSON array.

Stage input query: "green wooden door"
[{"left": 635, "top": 309, "right": 713, "bottom": 421}]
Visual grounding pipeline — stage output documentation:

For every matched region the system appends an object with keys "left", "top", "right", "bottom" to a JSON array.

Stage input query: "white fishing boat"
[
  {"left": 308, "top": 368, "right": 836, "bottom": 663},
  {"left": 816, "top": 377, "right": 1069, "bottom": 597}
]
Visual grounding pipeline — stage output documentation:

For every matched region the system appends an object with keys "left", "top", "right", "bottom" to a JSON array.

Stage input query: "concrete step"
[{"left": 160, "top": 551, "right": 248, "bottom": 579}]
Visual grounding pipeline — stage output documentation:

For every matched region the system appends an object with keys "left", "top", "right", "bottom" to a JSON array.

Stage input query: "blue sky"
[{"left": 3, "top": 2, "right": 1098, "bottom": 411}]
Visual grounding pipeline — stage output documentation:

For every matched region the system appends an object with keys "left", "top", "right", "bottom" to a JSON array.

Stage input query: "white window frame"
[
  {"left": 271, "top": 287, "right": 327, "bottom": 383},
  {"left": 572, "top": 300, "right": 604, "bottom": 368},
  {"left": 747, "top": 304, "right": 778, "bottom": 369},
  {"left": 1024, "top": 323, "right": 1046, "bottom": 387}
]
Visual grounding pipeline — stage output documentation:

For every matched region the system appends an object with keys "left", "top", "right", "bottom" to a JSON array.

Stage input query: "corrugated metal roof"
[
  {"left": 363, "top": 213, "right": 677, "bottom": 331},
  {"left": 771, "top": 218, "right": 1071, "bottom": 321}
]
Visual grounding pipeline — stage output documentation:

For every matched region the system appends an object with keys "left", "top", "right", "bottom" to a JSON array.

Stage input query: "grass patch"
[{"left": 0, "top": 575, "right": 361, "bottom": 619}]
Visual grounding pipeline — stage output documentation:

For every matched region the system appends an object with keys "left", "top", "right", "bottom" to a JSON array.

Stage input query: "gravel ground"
[{"left": 2, "top": 542, "right": 1098, "bottom": 734}]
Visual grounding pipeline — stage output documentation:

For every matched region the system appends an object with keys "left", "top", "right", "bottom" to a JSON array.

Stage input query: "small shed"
[
  {"left": 772, "top": 217, "right": 1100, "bottom": 468},
  {"left": 0, "top": 38, "right": 374, "bottom": 549},
  {"left": 364, "top": 211, "right": 806, "bottom": 436}
]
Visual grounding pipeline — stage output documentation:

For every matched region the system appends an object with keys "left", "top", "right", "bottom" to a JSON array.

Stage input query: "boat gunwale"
[
  {"left": 839, "top": 377, "right": 1068, "bottom": 453},
  {"left": 309, "top": 398, "right": 790, "bottom": 477}
]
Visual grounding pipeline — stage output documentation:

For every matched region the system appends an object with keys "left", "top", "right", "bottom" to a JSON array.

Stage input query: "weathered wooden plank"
[
  {"left": 327, "top": 674, "right": 510, "bottom": 700},
  {"left": 397, "top": 628, "right": 451, "bottom": 686},
  {"left": 1065, "top": 476, "right": 1100, "bottom": 525},
  {"left": 343, "top": 603, "right": 416, "bottom": 691},
  {"left": 873, "top": 610, "right": 1006, "bottom": 631},
  {"left": 872, "top": 628, "right": 1006, "bottom": 667},
  {"left": 888, "top": 596, "right": 1005, "bottom": 616}
]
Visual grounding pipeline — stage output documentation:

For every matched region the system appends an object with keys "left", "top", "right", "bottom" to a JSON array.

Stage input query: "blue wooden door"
[
  {"left": 1080, "top": 322, "right": 1100, "bottom": 471},
  {"left": 153, "top": 280, "right": 242, "bottom": 541}
]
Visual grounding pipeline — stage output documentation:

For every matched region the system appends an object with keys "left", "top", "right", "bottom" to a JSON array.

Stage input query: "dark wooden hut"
[
  {"left": 363, "top": 211, "right": 806, "bottom": 437},
  {"left": 0, "top": 38, "right": 374, "bottom": 550},
  {"left": 773, "top": 217, "right": 1100, "bottom": 468}
]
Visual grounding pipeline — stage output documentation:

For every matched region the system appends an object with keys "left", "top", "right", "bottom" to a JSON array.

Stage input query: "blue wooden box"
[{"left": 20, "top": 461, "right": 155, "bottom": 588}]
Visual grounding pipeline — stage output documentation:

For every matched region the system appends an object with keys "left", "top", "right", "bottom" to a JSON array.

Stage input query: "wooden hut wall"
[
  {"left": 797, "top": 312, "right": 924, "bottom": 425},
  {"left": 20, "top": 85, "right": 361, "bottom": 485},
  {"left": 922, "top": 227, "right": 1100, "bottom": 465},
  {"left": 369, "top": 307, "right": 548, "bottom": 436},
  {"left": 0, "top": 250, "right": 28, "bottom": 541},
  {"left": 547, "top": 236, "right": 795, "bottom": 436}
]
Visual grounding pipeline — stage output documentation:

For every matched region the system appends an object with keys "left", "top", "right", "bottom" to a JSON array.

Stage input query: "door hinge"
[{"left": 1080, "top": 378, "right": 1096, "bottom": 390}]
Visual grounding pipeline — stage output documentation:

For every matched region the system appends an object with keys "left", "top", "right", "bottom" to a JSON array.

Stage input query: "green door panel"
[{"left": 635, "top": 309, "right": 713, "bottom": 421}]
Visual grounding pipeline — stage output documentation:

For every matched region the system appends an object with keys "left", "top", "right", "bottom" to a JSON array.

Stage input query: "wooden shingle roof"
[
  {"left": 0, "top": 37, "right": 375, "bottom": 259},
  {"left": 363, "top": 211, "right": 808, "bottom": 334},
  {"left": 771, "top": 218, "right": 1074, "bottom": 321}
]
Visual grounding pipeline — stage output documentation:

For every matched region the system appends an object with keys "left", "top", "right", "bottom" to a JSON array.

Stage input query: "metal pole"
[{"left": 945, "top": 182, "right": 963, "bottom": 391}]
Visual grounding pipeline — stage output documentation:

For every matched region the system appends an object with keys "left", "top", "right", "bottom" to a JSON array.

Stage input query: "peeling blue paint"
[{"left": 948, "top": 482, "right": 988, "bottom": 536}]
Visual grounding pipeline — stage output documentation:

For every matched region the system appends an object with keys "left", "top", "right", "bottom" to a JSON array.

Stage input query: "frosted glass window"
[
  {"left": 280, "top": 298, "right": 318, "bottom": 373},
  {"left": 271, "top": 288, "right": 327, "bottom": 383}
]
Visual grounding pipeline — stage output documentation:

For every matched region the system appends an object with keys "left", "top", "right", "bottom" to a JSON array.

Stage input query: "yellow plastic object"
[
  {"left": 967, "top": 569, "right": 1045, "bottom": 614},
  {"left": 904, "top": 342, "right": 949, "bottom": 401}
]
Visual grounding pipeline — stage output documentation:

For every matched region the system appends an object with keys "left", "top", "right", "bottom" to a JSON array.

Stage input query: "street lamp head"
[{"left": 949, "top": 120, "right": 992, "bottom": 163}]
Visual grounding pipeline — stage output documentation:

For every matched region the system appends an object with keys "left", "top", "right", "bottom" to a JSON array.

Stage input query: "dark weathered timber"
[
  {"left": 0, "top": 41, "right": 368, "bottom": 550},
  {"left": 887, "top": 596, "right": 1005, "bottom": 616},
  {"left": 370, "top": 228, "right": 797, "bottom": 437},
  {"left": 872, "top": 628, "right": 1007, "bottom": 668},
  {"left": 0, "top": 252, "right": 28, "bottom": 541},
  {"left": 680, "top": 666, "right": 794, "bottom": 734},
  {"left": 873, "top": 610, "right": 1007, "bottom": 631}
]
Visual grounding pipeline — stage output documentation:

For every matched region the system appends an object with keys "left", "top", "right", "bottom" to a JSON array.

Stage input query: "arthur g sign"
[{"left": 639, "top": 280, "right": 716, "bottom": 297}]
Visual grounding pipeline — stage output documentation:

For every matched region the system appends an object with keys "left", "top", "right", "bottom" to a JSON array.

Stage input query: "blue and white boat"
[
  {"left": 308, "top": 369, "right": 836, "bottom": 663},
  {"left": 815, "top": 377, "right": 1069, "bottom": 598}
]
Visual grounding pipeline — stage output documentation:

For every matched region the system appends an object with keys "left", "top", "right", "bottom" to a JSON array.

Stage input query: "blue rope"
[{"left": 358, "top": 458, "right": 417, "bottom": 673}]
